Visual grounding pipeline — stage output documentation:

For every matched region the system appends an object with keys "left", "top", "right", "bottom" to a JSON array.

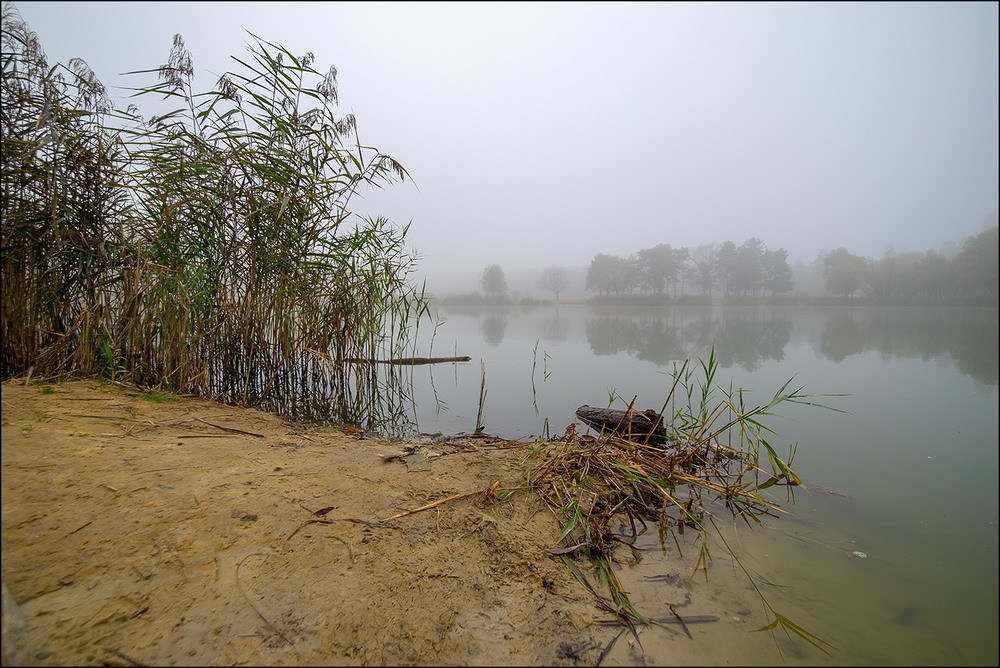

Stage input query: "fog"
[{"left": 12, "top": 1, "right": 999, "bottom": 294}]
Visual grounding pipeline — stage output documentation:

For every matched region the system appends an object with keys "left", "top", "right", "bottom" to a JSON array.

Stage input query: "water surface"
[{"left": 383, "top": 305, "right": 999, "bottom": 665}]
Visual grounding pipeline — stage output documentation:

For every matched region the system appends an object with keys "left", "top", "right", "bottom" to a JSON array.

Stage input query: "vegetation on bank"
[
  {"left": 1, "top": 5, "right": 427, "bottom": 414},
  {"left": 519, "top": 349, "right": 844, "bottom": 655}
]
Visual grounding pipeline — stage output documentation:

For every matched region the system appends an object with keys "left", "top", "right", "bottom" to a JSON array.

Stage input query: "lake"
[{"left": 361, "top": 304, "right": 1000, "bottom": 665}]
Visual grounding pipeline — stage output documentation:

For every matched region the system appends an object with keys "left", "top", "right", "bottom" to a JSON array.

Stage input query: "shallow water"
[{"left": 331, "top": 304, "right": 998, "bottom": 665}]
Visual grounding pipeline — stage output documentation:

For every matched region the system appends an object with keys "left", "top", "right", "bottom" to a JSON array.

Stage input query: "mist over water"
[{"left": 11, "top": 2, "right": 999, "bottom": 281}]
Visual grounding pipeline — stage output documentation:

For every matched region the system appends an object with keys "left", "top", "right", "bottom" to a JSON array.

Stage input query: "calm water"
[{"left": 376, "top": 305, "right": 999, "bottom": 665}]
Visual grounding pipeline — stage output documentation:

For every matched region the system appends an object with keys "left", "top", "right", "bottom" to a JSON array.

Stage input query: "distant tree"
[
  {"left": 865, "top": 248, "right": 897, "bottom": 300},
  {"left": 586, "top": 253, "right": 634, "bottom": 295},
  {"left": 823, "top": 248, "right": 867, "bottom": 298},
  {"left": 731, "top": 238, "right": 766, "bottom": 296},
  {"left": 637, "top": 243, "right": 679, "bottom": 294},
  {"left": 914, "top": 250, "right": 955, "bottom": 300},
  {"left": 672, "top": 246, "right": 690, "bottom": 297},
  {"left": 586, "top": 254, "right": 616, "bottom": 295},
  {"left": 953, "top": 226, "right": 998, "bottom": 300},
  {"left": 687, "top": 243, "right": 719, "bottom": 296},
  {"left": 480, "top": 264, "right": 508, "bottom": 296},
  {"left": 623, "top": 255, "right": 643, "bottom": 294},
  {"left": 888, "top": 251, "right": 925, "bottom": 301},
  {"left": 538, "top": 265, "right": 569, "bottom": 300},
  {"left": 761, "top": 248, "right": 794, "bottom": 296},
  {"left": 715, "top": 241, "right": 738, "bottom": 298},
  {"left": 791, "top": 252, "right": 829, "bottom": 296}
]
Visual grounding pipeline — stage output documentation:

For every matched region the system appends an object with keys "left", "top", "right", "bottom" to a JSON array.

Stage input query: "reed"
[
  {"left": 525, "top": 347, "right": 844, "bottom": 654},
  {"left": 1, "top": 6, "right": 427, "bottom": 422}
]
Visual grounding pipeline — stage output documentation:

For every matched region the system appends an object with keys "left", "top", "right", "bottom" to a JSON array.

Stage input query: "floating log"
[
  {"left": 346, "top": 356, "right": 471, "bottom": 366},
  {"left": 575, "top": 405, "right": 667, "bottom": 442},
  {"left": 576, "top": 406, "right": 747, "bottom": 459}
]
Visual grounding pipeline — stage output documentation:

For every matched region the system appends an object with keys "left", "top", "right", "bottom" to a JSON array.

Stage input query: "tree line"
[
  {"left": 821, "top": 225, "right": 997, "bottom": 303},
  {"left": 466, "top": 224, "right": 997, "bottom": 306},
  {"left": 585, "top": 238, "right": 793, "bottom": 299}
]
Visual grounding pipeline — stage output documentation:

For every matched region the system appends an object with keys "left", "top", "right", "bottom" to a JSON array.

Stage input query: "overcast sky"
[{"left": 10, "top": 1, "right": 999, "bottom": 285}]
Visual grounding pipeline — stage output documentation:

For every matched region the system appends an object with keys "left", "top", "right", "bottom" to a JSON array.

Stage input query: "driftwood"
[
  {"left": 577, "top": 406, "right": 745, "bottom": 459},
  {"left": 346, "top": 356, "right": 471, "bottom": 366},
  {"left": 575, "top": 405, "right": 667, "bottom": 442}
]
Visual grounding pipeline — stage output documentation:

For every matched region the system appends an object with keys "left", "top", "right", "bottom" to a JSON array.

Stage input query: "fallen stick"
[
  {"left": 195, "top": 417, "right": 264, "bottom": 438},
  {"left": 104, "top": 648, "right": 147, "bottom": 667},
  {"left": 346, "top": 356, "right": 471, "bottom": 365},
  {"left": 382, "top": 483, "right": 498, "bottom": 522}
]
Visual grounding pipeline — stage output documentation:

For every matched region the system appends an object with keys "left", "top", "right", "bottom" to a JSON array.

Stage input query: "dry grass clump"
[{"left": 524, "top": 352, "right": 842, "bottom": 655}]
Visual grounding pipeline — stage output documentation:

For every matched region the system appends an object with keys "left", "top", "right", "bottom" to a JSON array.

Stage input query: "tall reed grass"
[{"left": 2, "top": 5, "right": 427, "bottom": 422}]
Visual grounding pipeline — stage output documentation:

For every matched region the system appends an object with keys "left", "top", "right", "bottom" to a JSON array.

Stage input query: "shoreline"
[{"left": 2, "top": 378, "right": 618, "bottom": 666}]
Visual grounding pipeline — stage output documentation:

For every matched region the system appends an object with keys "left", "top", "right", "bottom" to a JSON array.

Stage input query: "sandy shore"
[{"left": 2, "top": 378, "right": 619, "bottom": 666}]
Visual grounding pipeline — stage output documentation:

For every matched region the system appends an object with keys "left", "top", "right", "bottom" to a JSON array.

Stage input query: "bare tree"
[{"left": 538, "top": 265, "right": 569, "bottom": 300}]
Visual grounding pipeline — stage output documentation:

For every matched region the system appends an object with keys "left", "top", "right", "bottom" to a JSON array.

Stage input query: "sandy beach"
[{"left": 1, "top": 378, "right": 619, "bottom": 666}]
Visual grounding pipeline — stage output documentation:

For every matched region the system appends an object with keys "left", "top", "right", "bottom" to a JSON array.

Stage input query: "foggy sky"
[{"left": 10, "top": 1, "right": 999, "bottom": 287}]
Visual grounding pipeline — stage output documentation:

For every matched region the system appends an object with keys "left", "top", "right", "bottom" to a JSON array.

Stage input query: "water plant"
[
  {"left": 525, "top": 347, "right": 844, "bottom": 656},
  {"left": 1, "top": 4, "right": 427, "bottom": 422}
]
